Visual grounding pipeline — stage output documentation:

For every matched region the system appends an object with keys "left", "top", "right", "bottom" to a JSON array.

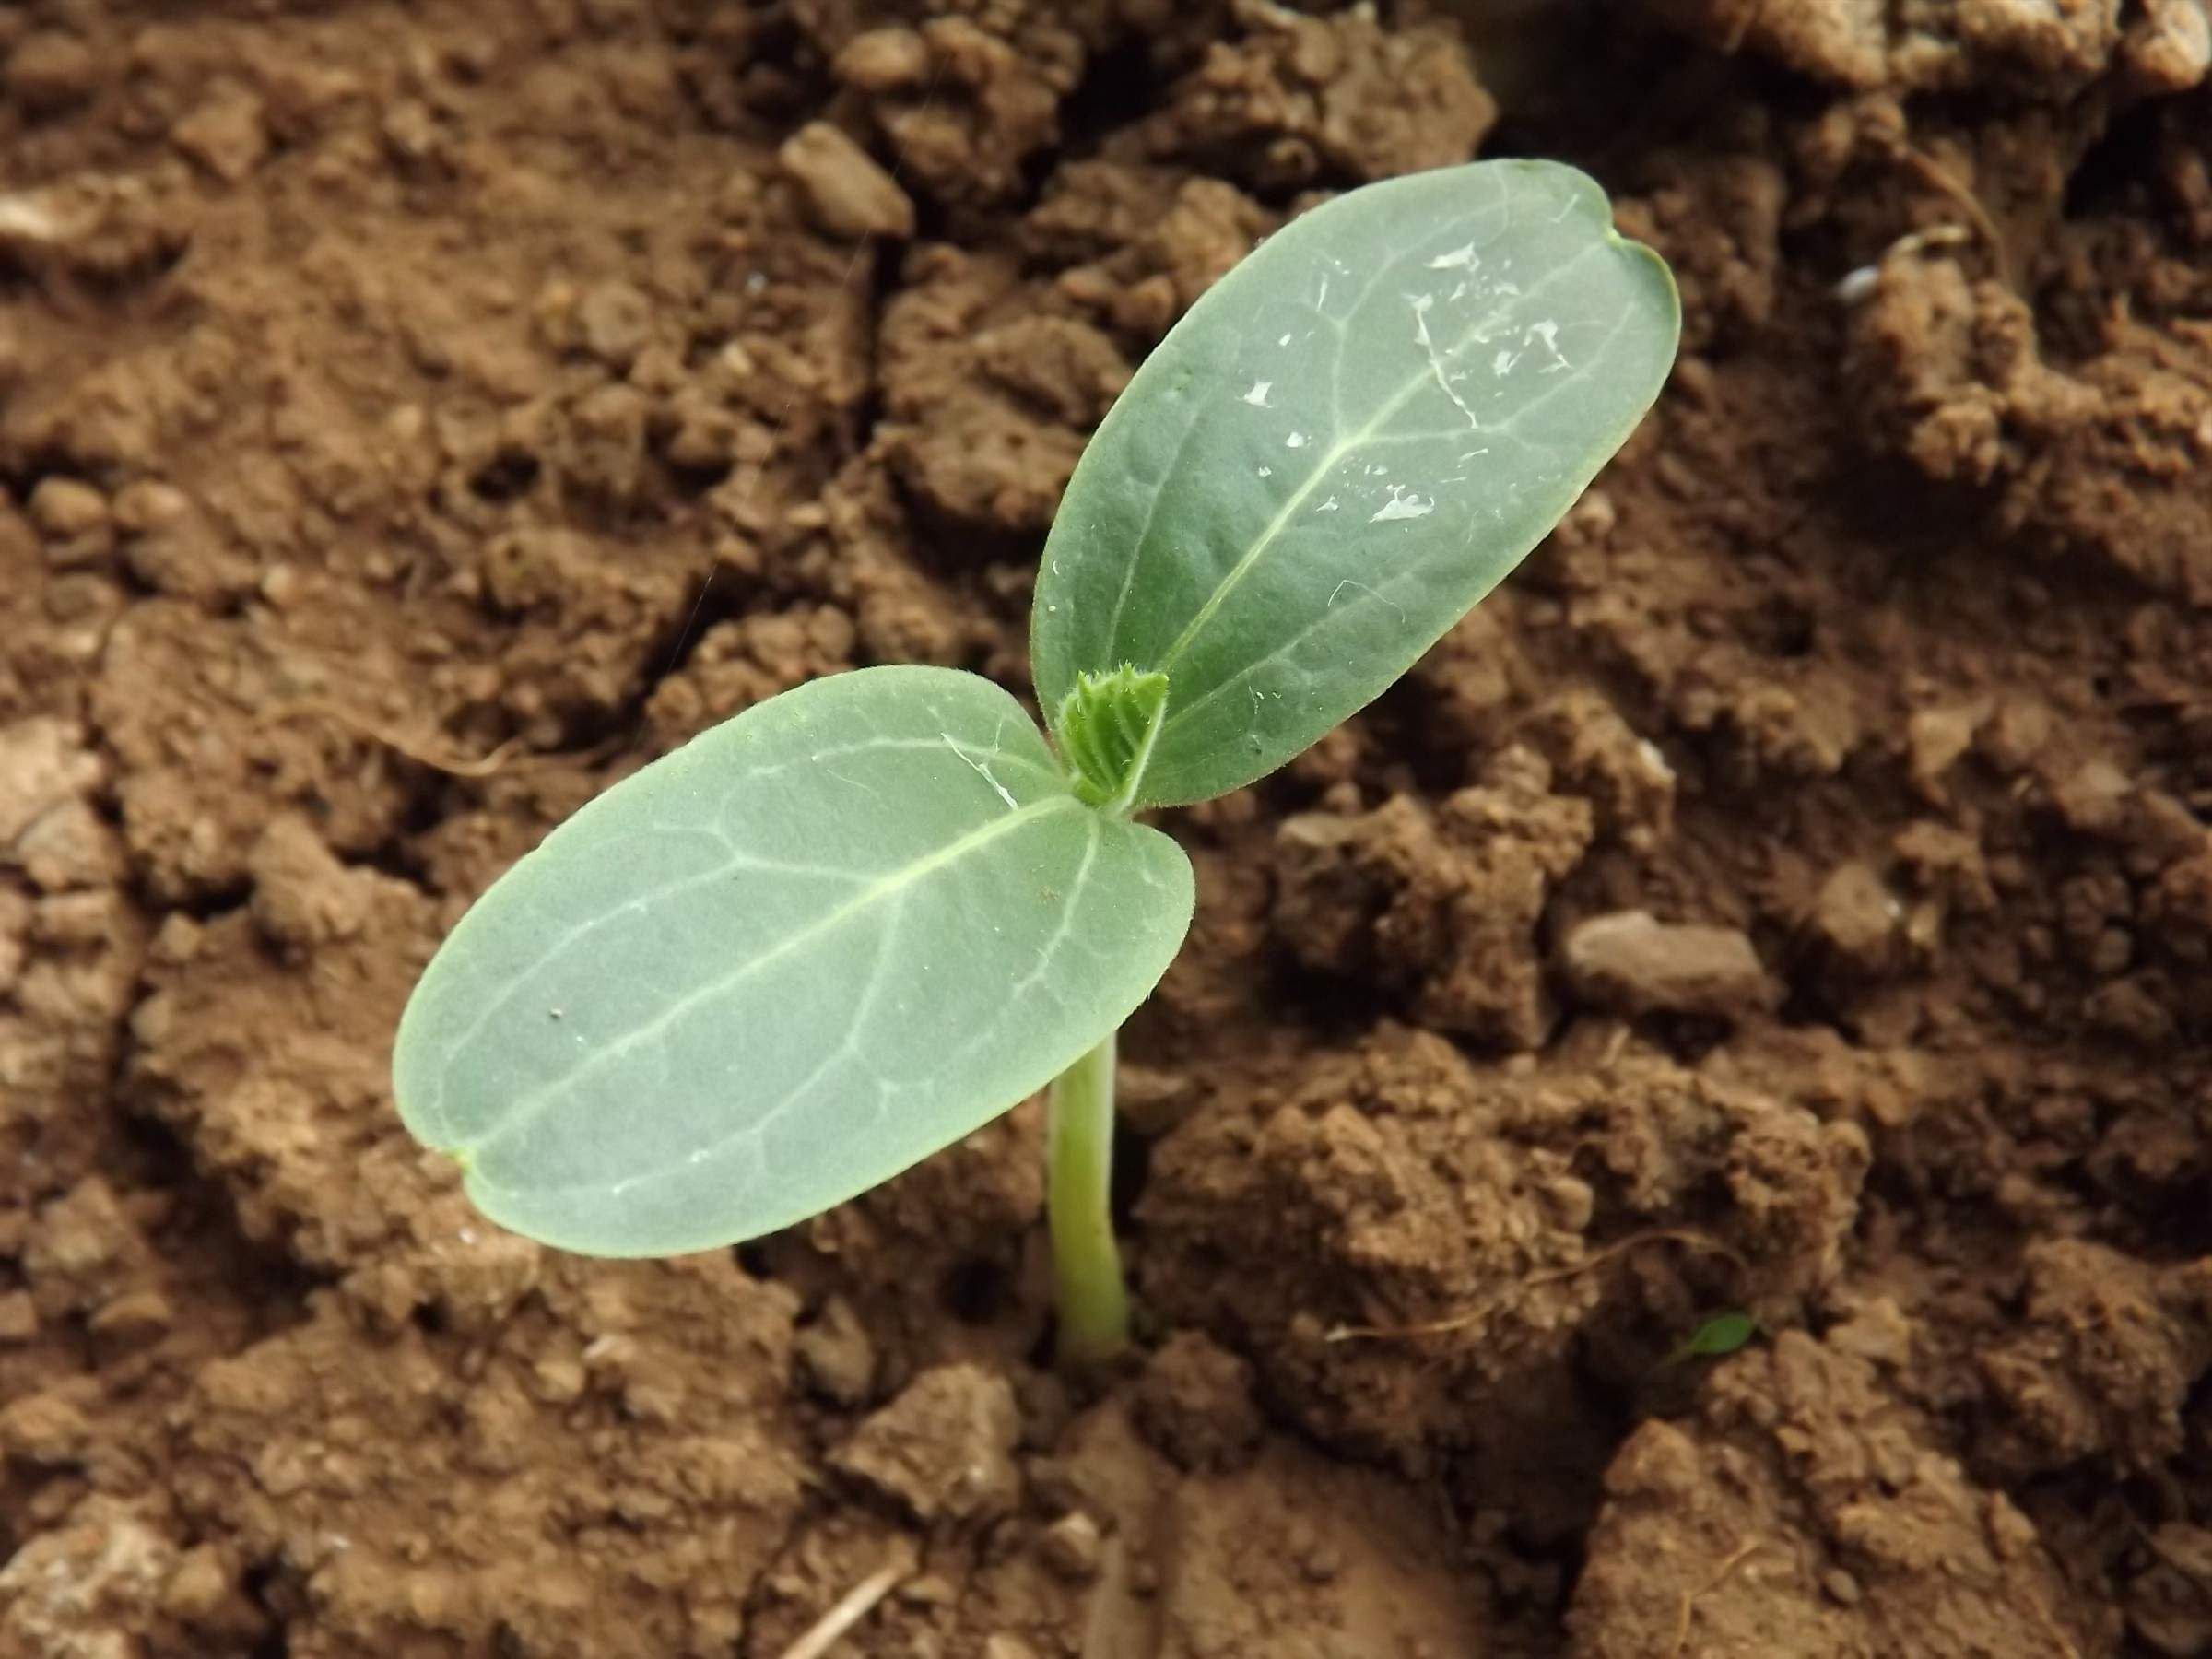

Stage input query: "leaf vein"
[
  {"left": 461, "top": 795, "right": 1081, "bottom": 1162},
  {"left": 1152, "top": 241, "right": 1609, "bottom": 677}
]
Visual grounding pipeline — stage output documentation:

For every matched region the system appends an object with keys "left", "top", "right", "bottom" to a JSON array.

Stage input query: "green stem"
[{"left": 1047, "top": 1030, "right": 1129, "bottom": 1368}]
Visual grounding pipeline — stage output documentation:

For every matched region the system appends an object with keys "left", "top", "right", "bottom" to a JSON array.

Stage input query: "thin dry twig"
[
  {"left": 2024, "top": 1593, "right": 2081, "bottom": 1659},
  {"left": 1897, "top": 147, "right": 2013, "bottom": 288},
  {"left": 773, "top": 1542, "right": 918, "bottom": 1659},
  {"left": 265, "top": 698, "right": 525, "bottom": 779},
  {"left": 1324, "top": 1228, "right": 1743, "bottom": 1344},
  {"left": 1669, "top": 1538, "right": 1765, "bottom": 1658},
  {"left": 1720, "top": 0, "right": 1762, "bottom": 53},
  {"left": 2131, "top": 1516, "right": 2206, "bottom": 1580}
]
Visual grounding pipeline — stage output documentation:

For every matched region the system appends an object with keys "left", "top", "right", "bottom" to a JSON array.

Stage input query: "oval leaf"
[
  {"left": 394, "top": 665, "right": 1194, "bottom": 1256},
  {"left": 1031, "top": 159, "right": 1679, "bottom": 806},
  {"left": 1685, "top": 1311, "right": 1759, "bottom": 1357}
]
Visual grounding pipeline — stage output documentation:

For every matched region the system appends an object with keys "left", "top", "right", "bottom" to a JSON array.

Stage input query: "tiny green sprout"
[
  {"left": 1056, "top": 666, "right": 1171, "bottom": 812},
  {"left": 391, "top": 159, "right": 1680, "bottom": 1367},
  {"left": 1665, "top": 1310, "right": 1760, "bottom": 1368}
]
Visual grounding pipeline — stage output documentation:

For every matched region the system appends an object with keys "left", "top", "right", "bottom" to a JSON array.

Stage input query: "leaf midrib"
[
  {"left": 464, "top": 810, "right": 1119, "bottom": 1221},
  {"left": 1148, "top": 237, "right": 1606, "bottom": 680},
  {"left": 457, "top": 792, "right": 1084, "bottom": 1163},
  {"left": 1154, "top": 293, "right": 1641, "bottom": 751}
]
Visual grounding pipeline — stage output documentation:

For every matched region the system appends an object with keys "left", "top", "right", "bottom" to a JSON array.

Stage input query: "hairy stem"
[{"left": 1047, "top": 1030, "right": 1129, "bottom": 1368}]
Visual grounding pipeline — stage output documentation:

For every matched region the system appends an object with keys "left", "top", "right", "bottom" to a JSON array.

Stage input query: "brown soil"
[{"left": 6, "top": 0, "right": 2212, "bottom": 1653}]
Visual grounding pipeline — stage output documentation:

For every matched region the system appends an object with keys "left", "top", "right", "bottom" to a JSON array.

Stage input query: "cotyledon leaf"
[
  {"left": 1031, "top": 159, "right": 1680, "bottom": 808},
  {"left": 393, "top": 665, "right": 1194, "bottom": 1257}
]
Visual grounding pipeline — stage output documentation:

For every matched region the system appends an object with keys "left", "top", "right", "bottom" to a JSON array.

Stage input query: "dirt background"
[{"left": 6, "top": 0, "right": 2212, "bottom": 1653}]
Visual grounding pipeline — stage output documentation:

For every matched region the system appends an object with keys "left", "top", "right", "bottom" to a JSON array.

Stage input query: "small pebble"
[
  {"left": 575, "top": 280, "right": 653, "bottom": 367},
  {"left": 1560, "top": 910, "right": 1777, "bottom": 1018},
  {"left": 112, "top": 480, "right": 189, "bottom": 534},
  {"left": 794, "top": 1295, "right": 877, "bottom": 1407},
  {"left": 779, "top": 122, "right": 915, "bottom": 241},
  {"left": 834, "top": 28, "right": 930, "bottom": 91},
  {"left": 1038, "top": 1512, "right": 1102, "bottom": 1583},
  {"left": 6, "top": 32, "right": 99, "bottom": 112},
  {"left": 830, "top": 1364, "right": 1022, "bottom": 1524},
  {"left": 0, "top": 1290, "right": 37, "bottom": 1344},
  {"left": 172, "top": 91, "right": 268, "bottom": 182},
  {"left": 532, "top": 1355, "right": 586, "bottom": 1404},
  {"left": 0, "top": 1392, "right": 92, "bottom": 1463},
  {"left": 29, "top": 477, "right": 110, "bottom": 538},
  {"left": 1810, "top": 862, "right": 1901, "bottom": 972},
  {"left": 1299, "top": 1535, "right": 1344, "bottom": 1583},
  {"left": 161, "top": 1547, "right": 232, "bottom": 1619},
  {"left": 88, "top": 1289, "right": 173, "bottom": 1346},
  {"left": 898, "top": 1572, "right": 957, "bottom": 1606}
]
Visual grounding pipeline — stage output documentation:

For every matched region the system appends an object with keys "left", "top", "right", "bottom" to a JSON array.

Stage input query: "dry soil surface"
[{"left": 6, "top": 0, "right": 2212, "bottom": 1654}]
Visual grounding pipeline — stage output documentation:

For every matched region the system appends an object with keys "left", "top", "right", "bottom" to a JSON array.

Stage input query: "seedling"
[
  {"left": 1664, "top": 1310, "right": 1759, "bottom": 1368},
  {"left": 392, "top": 160, "right": 1679, "bottom": 1366}
]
